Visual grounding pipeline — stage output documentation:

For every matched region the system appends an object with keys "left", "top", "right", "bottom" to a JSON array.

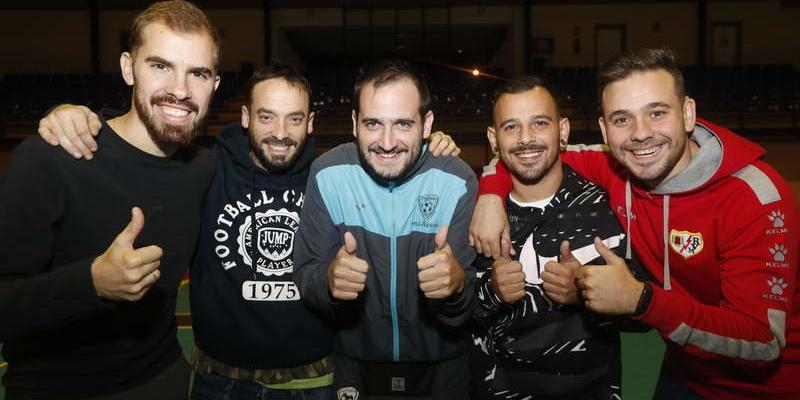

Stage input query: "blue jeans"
[{"left": 190, "top": 371, "right": 334, "bottom": 400}]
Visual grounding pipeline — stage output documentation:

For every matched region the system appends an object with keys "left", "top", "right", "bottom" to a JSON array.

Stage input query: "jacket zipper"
[{"left": 389, "top": 182, "right": 400, "bottom": 361}]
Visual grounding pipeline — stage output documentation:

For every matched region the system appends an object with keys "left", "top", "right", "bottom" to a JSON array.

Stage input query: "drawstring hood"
[
  {"left": 216, "top": 123, "right": 318, "bottom": 281},
  {"left": 622, "top": 120, "right": 763, "bottom": 291},
  {"left": 190, "top": 121, "right": 333, "bottom": 370}
]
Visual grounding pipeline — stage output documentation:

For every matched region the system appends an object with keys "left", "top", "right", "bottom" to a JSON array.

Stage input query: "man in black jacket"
[{"left": 472, "top": 76, "right": 630, "bottom": 400}]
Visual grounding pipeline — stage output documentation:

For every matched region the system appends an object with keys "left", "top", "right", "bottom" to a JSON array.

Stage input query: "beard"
[
  {"left": 501, "top": 141, "right": 557, "bottom": 186},
  {"left": 358, "top": 141, "right": 420, "bottom": 181},
  {"left": 134, "top": 91, "right": 203, "bottom": 152},
  {"left": 249, "top": 130, "right": 305, "bottom": 172}
]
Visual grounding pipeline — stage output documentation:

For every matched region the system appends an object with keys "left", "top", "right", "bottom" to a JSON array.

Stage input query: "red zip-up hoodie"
[{"left": 478, "top": 119, "right": 800, "bottom": 399}]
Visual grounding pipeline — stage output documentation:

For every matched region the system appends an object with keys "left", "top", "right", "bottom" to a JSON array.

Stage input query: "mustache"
[
  {"left": 151, "top": 94, "right": 199, "bottom": 113},
  {"left": 623, "top": 138, "right": 665, "bottom": 150},
  {"left": 510, "top": 142, "right": 547, "bottom": 153},
  {"left": 261, "top": 136, "right": 298, "bottom": 147}
]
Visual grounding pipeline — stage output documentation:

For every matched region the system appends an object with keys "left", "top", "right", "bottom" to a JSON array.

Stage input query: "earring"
[{"left": 559, "top": 138, "right": 568, "bottom": 150}]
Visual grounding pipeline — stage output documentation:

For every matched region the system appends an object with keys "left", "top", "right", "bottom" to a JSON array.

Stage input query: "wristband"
[{"left": 632, "top": 281, "right": 653, "bottom": 318}]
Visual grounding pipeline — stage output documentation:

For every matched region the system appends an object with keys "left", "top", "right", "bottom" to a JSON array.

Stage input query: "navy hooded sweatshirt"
[{"left": 190, "top": 122, "right": 333, "bottom": 369}]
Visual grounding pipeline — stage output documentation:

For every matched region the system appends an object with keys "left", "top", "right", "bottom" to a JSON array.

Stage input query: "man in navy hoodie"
[{"left": 37, "top": 62, "right": 460, "bottom": 400}]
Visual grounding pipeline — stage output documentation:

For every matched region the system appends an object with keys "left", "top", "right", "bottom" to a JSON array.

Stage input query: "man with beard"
[
  {"left": 293, "top": 59, "right": 477, "bottom": 400},
  {"left": 471, "top": 76, "right": 634, "bottom": 400},
  {"left": 0, "top": 1, "right": 219, "bottom": 399},
  {"left": 471, "top": 48, "right": 800, "bottom": 399},
  {"left": 37, "top": 61, "right": 460, "bottom": 399}
]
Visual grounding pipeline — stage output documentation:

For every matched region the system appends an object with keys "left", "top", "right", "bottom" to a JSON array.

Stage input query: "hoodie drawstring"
[
  {"left": 625, "top": 179, "right": 672, "bottom": 291},
  {"left": 248, "top": 168, "right": 257, "bottom": 280},
  {"left": 625, "top": 180, "right": 632, "bottom": 260},
  {"left": 662, "top": 194, "right": 672, "bottom": 291}
]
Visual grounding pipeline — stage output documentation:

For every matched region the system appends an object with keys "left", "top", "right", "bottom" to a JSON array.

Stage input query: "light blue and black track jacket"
[{"left": 293, "top": 142, "right": 477, "bottom": 363}]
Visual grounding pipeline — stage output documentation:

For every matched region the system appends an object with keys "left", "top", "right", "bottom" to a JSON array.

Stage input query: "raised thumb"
[
  {"left": 344, "top": 231, "right": 357, "bottom": 255},
  {"left": 559, "top": 240, "right": 579, "bottom": 265},
  {"left": 593, "top": 236, "right": 621, "bottom": 264},
  {"left": 435, "top": 225, "right": 449, "bottom": 250},
  {"left": 116, "top": 206, "right": 144, "bottom": 248}
]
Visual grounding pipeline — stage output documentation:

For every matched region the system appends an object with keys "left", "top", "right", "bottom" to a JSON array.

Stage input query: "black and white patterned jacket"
[{"left": 473, "top": 164, "right": 643, "bottom": 399}]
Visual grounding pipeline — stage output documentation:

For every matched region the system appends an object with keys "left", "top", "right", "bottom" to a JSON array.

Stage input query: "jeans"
[
  {"left": 652, "top": 373, "right": 704, "bottom": 400},
  {"left": 191, "top": 371, "right": 334, "bottom": 400}
]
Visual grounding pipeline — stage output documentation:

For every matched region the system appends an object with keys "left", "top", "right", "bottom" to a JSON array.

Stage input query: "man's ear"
[
  {"left": 351, "top": 110, "right": 358, "bottom": 139},
  {"left": 598, "top": 116, "right": 609, "bottom": 145},
  {"left": 121, "top": 52, "right": 134, "bottom": 86},
  {"left": 559, "top": 117, "right": 571, "bottom": 145},
  {"left": 241, "top": 105, "right": 250, "bottom": 129},
  {"left": 307, "top": 111, "right": 315, "bottom": 135},
  {"left": 422, "top": 110, "right": 434, "bottom": 140},
  {"left": 487, "top": 126, "right": 498, "bottom": 155},
  {"left": 682, "top": 96, "right": 697, "bottom": 133}
]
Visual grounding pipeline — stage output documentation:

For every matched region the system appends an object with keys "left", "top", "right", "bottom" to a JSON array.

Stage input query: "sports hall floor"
[{"left": 1, "top": 138, "right": 798, "bottom": 399}]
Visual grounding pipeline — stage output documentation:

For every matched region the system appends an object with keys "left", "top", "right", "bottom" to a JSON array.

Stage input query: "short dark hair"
[
  {"left": 597, "top": 47, "right": 685, "bottom": 102},
  {"left": 245, "top": 62, "right": 312, "bottom": 108},
  {"left": 492, "top": 75, "right": 560, "bottom": 120},
  {"left": 129, "top": 0, "right": 220, "bottom": 70},
  {"left": 352, "top": 59, "right": 431, "bottom": 117}
]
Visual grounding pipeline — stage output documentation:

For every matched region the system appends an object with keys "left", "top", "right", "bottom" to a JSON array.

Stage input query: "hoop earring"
[{"left": 559, "top": 138, "right": 568, "bottom": 150}]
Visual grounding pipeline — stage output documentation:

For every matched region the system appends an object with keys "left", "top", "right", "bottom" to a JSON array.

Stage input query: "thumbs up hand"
[
  {"left": 542, "top": 240, "right": 582, "bottom": 305},
  {"left": 575, "top": 237, "right": 644, "bottom": 315},
  {"left": 490, "top": 253, "right": 526, "bottom": 304},
  {"left": 91, "top": 207, "right": 163, "bottom": 301},
  {"left": 327, "top": 232, "right": 369, "bottom": 300},
  {"left": 417, "top": 226, "right": 465, "bottom": 299}
]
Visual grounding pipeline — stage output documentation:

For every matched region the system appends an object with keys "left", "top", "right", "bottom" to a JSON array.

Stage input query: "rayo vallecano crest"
[
  {"left": 417, "top": 195, "right": 439, "bottom": 221},
  {"left": 237, "top": 208, "right": 300, "bottom": 276},
  {"left": 669, "top": 229, "right": 704, "bottom": 258}
]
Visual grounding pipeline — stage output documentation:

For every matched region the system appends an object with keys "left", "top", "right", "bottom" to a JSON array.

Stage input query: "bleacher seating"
[{"left": 2, "top": 64, "right": 799, "bottom": 142}]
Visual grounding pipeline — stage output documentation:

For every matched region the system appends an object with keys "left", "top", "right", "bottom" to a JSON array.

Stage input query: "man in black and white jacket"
[{"left": 472, "top": 76, "right": 645, "bottom": 400}]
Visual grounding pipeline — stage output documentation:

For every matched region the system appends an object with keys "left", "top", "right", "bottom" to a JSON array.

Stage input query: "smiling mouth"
[
  {"left": 157, "top": 104, "right": 192, "bottom": 120},
  {"left": 512, "top": 149, "right": 544, "bottom": 162},
  {"left": 266, "top": 143, "right": 293, "bottom": 154},
  {"left": 372, "top": 150, "right": 405, "bottom": 161},
  {"left": 629, "top": 143, "right": 663, "bottom": 158}
]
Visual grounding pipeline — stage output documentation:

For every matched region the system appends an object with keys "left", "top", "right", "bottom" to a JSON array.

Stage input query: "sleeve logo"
[
  {"left": 763, "top": 276, "right": 790, "bottom": 303},
  {"left": 669, "top": 229, "right": 704, "bottom": 258},
  {"left": 767, "top": 210, "right": 789, "bottom": 235}
]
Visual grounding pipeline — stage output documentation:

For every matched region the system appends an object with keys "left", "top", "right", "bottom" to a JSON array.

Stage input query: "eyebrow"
[
  {"left": 498, "top": 118, "right": 521, "bottom": 126},
  {"left": 608, "top": 102, "right": 672, "bottom": 119},
  {"left": 189, "top": 66, "right": 214, "bottom": 77},
  {"left": 392, "top": 118, "right": 416, "bottom": 125},
  {"left": 360, "top": 117, "right": 382, "bottom": 125},
  {"left": 256, "top": 108, "right": 306, "bottom": 117},
  {"left": 144, "top": 56, "right": 173, "bottom": 68},
  {"left": 530, "top": 114, "right": 554, "bottom": 122},
  {"left": 144, "top": 56, "right": 214, "bottom": 76},
  {"left": 645, "top": 101, "right": 671, "bottom": 109}
]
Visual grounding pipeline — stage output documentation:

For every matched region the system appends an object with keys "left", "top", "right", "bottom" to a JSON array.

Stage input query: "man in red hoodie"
[{"left": 472, "top": 47, "right": 799, "bottom": 399}]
